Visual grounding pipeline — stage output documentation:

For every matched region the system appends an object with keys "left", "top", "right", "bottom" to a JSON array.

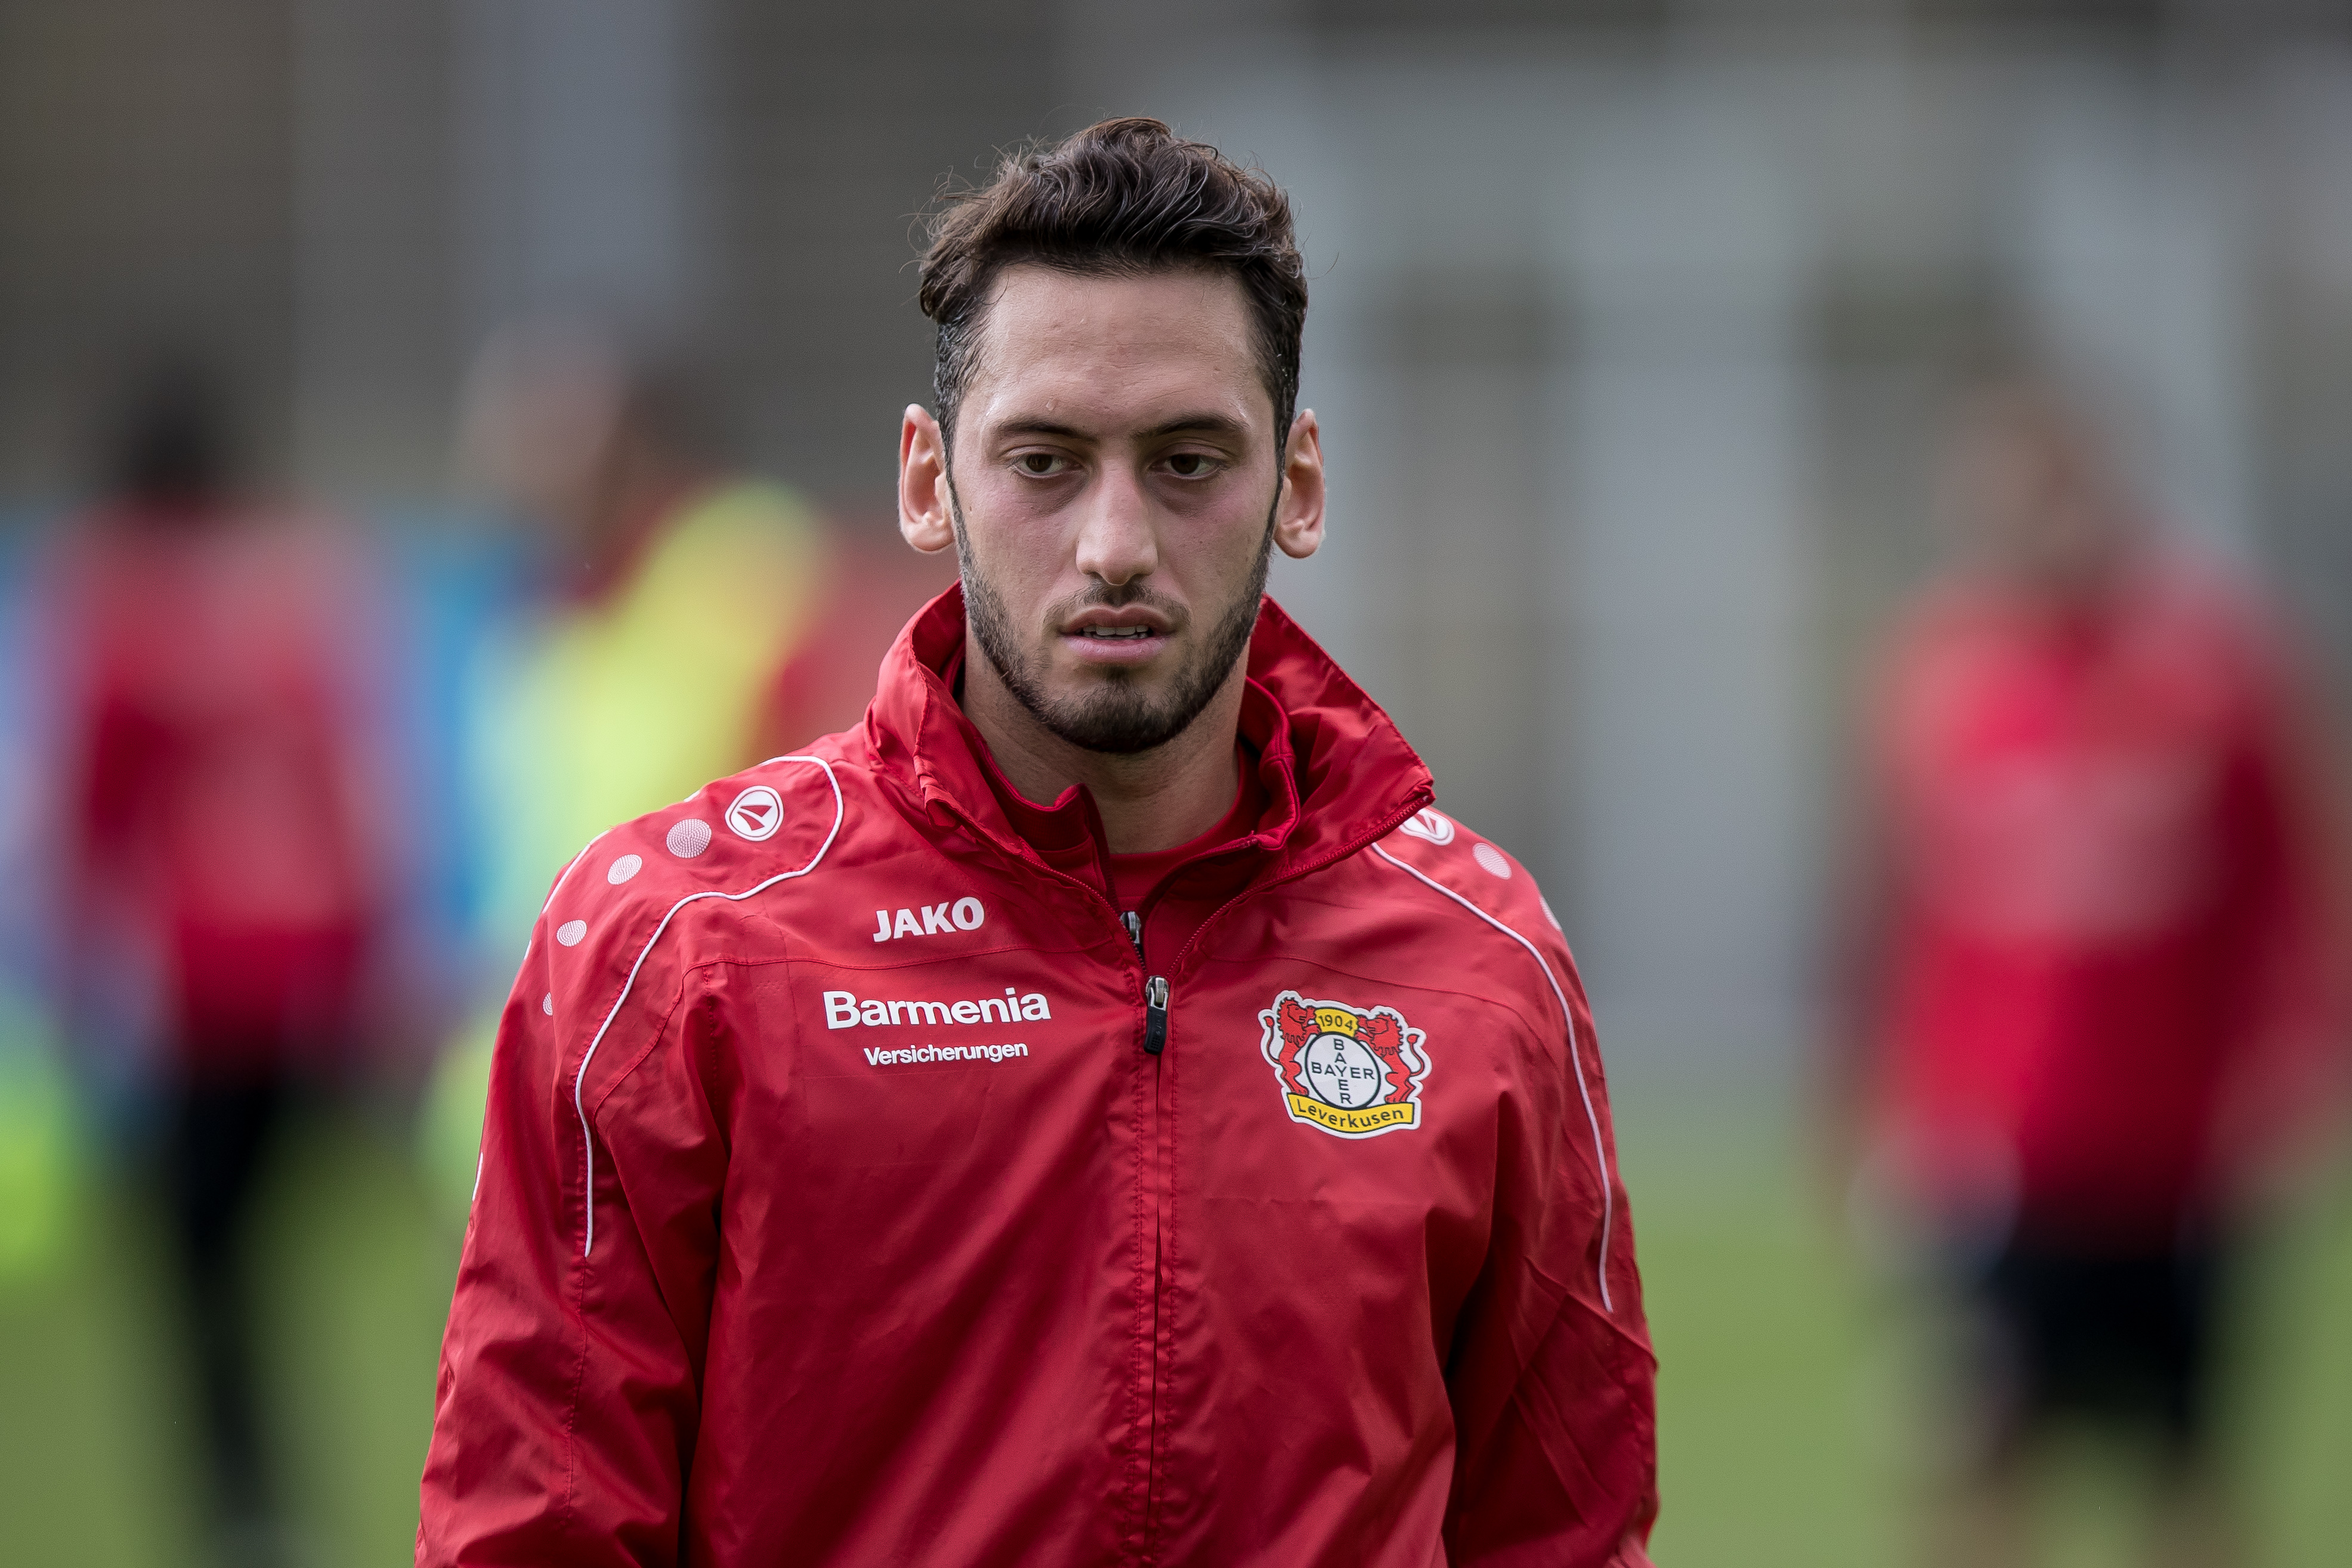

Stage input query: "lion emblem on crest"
[{"left": 1259, "top": 991, "right": 1430, "bottom": 1139}]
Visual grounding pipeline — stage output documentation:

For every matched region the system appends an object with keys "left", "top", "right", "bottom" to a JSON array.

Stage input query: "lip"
[
  {"left": 1062, "top": 605, "right": 1172, "bottom": 635},
  {"left": 1058, "top": 606, "right": 1177, "bottom": 666}
]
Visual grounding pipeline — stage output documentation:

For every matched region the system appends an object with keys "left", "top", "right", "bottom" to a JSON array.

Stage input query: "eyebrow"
[{"left": 995, "top": 412, "right": 1250, "bottom": 442}]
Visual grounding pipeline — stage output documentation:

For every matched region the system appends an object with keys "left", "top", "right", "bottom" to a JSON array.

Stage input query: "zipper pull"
[
  {"left": 1142, "top": 975, "right": 1170, "bottom": 1055},
  {"left": 1122, "top": 910, "right": 1143, "bottom": 956}
]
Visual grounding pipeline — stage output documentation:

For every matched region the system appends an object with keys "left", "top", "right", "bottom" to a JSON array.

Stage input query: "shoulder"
[
  {"left": 531, "top": 746, "right": 880, "bottom": 1038},
  {"left": 2137, "top": 553, "right": 2295, "bottom": 668},
  {"left": 1876, "top": 580, "right": 2008, "bottom": 684},
  {"left": 658, "top": 482, "right": 821, "bottom": 572},
  {"left": 627, "top": 483, "right": 828, "bottom": 638},
  {"left": 1333, "top": 806, "right": 1587, "bottom": 1034},
  {"left": 1362, "top": 805, "right": 1566, "bottom": 926}
]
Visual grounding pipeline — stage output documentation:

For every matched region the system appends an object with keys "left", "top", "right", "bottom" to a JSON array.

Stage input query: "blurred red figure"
[
  {"left": 52, "top": 364, "right": 387, "bottom": 1559},
  {"left": 452, "top": 321, "right": 949, "bottom": 951},
  {"left": 1841, "top": 381, "right": 2344, "bottom": 1568},
  {"left": 416, "top": 327, "right": 948, "bottom": 1216}
]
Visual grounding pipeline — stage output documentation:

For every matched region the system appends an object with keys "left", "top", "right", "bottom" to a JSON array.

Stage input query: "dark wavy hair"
[{"left": 917, "top": 117, "right": 1308, "bottom": 453}]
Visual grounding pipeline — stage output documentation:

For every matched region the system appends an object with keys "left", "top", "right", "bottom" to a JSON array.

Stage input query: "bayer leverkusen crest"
[{"left": 1259, "top": 991, "right": 1430, "bottom": 1139}]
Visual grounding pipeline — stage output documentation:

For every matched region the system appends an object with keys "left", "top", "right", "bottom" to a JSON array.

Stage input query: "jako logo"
[
  {"left": 727, "top": 785, "right": 784, "bottom": 842},
  {"left": 1398, "top": 808, "right": 1455, "bottom": 846},
  {"left": 824, "top": 988, "right": 1053, "bottom": 1029},
  {"left": 871, "top": 897, "right": 985, "bottom": 942}
]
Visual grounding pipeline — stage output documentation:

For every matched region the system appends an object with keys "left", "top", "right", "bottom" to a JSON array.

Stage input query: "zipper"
[
  {"left": 1142, "top": 975, "right": 1170, "bottom": 1055},
  {"left": 1125, "top": 913, "right": 1170, "bottom": 1056},
  {"left": 924, "top": 778, "right": 1432, "bottom": 1551}
]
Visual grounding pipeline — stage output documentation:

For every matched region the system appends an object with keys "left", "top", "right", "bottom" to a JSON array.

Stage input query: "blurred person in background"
[
  {"left": 1832, "top": 373, "right": 2346, "bottom": 1568},
  {"left": 452, "top": 322, "right": 821, "bottom": 953},
  {"left": 422, "top": 322, "right": 943, "bottom": 1213},
  {"left": 49, "top": 359, "right": 394, "bottom": 1565}
]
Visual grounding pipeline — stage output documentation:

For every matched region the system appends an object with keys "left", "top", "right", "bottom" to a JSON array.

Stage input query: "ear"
[
  {"left": 899, "top": 404, "right": 957, "bottom": 553},
  {"left": 1272, "top": 409, "right": 1325, "bottom": 561}
]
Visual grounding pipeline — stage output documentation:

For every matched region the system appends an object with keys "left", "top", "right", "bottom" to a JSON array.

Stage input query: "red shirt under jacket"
[
  {"left": 1866, "top": 557, "right": 2335, "bottom": 1244},
  {"left": 418, "top": 586, "right": 1656, "bottom": 1567}
]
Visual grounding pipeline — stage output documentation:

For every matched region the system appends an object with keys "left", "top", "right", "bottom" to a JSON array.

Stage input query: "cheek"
[
  {"left": 957, "top": 489, "right": 1074, "bottom": 593},
  {"left": 1159, "top": 491, "right": 1274, "bottom": 584}
]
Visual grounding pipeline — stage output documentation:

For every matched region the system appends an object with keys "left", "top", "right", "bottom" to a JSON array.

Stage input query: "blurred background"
[{"left": 7, "top": 2, "right": 2352, "bottom": 1564}]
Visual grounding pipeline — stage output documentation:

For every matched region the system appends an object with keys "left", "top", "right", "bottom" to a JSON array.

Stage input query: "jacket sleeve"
[
  {"left": 1442, "top": 936, "right": 1658, "bottom": 1567},
  {"left": 416, "top": 915, "right": 726, "bottom": 1567}
]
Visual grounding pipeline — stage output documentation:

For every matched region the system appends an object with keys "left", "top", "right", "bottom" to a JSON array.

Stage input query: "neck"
[
  {"left": 565, "top": 463, "right": 706, "bottom": 599},
  {"left": 960, "top": 639, "right": 1247, "bottom": 855}
]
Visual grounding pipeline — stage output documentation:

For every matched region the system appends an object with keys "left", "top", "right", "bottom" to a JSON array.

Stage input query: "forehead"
[{"left": 963, "top": 263, "right": 1268, "bottom": 433}]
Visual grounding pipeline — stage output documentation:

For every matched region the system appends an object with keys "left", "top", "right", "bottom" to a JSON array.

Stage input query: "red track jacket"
[{"left": 418, "top": 587, "right": 1656, "bottom": 1566}]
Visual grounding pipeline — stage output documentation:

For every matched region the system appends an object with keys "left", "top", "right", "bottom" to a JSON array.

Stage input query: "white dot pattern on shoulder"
[
  {"left": 607, "top": 853, "right": 643, "bottom": 884},
  {"left": 556, "top": 919, "right": 588, "bottom": 946},
  {"left": 1472, "top": 842, "right": 1512, "bottom": 879},
  {"left": 542, "top": 992, "right": 554, "bottom": 1015},
  {"left": 666, "top": 818, "right": 713, "bottom": 858}
]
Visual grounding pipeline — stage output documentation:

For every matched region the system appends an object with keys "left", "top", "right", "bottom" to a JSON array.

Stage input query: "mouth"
[{"left": 1059, "top": 606, "right": 1177, "bottom": 666}]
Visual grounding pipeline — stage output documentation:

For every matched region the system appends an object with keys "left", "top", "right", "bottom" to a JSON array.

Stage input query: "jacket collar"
[{"left": 864, "top": 582, "right": 1433, "bottom": 887}]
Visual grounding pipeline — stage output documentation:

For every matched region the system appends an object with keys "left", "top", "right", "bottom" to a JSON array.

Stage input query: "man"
[
  {"left": 421, "top": 323, "right": 945, "bottom": 1214},
  {"left": 1835, "top": 378, "right": 2342, "bottom": 1568},
  {"left": 55, "top": 360, "right": 392, "bottom": 1560},
  {"left": 453, "top": 321, "right": 835, "bottom": 960},
  {"left": 419, "top": 118, "right": 1656, "bottom": 1566}
]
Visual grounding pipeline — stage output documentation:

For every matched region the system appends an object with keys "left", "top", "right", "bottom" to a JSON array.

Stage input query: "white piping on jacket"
[
  {"left": 542, "top": 830, "right": 611, "bottom": 915},
  {"left": 570, "top": 757, "right": 845, "bottom": 1257},
  {"left": 1368, "top": 841, "right": 1617, "bottom": 1313}
]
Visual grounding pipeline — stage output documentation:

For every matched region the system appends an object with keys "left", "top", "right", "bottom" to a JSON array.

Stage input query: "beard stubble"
[{"left": 953, "top": 487, "right": 1276, "bottom": 757}]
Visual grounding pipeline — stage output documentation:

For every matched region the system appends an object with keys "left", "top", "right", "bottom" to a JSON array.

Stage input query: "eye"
[
  {"left": 1013, "top": 451, "right": 1072, "bottom": 477},
  {"left": 1163, "top": 451, "right": 1221, "bottom": 479}
]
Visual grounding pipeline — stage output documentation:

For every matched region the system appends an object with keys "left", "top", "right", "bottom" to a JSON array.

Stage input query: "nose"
[{"left": 1071, "top": 462, "right": 1158, "bottom": 588}]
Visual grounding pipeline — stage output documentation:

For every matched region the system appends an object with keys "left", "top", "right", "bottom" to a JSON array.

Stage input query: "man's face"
[
  {"left": 459, "top": 323, "right": 625, "bottom": 542},
  {"left": 1947, "top": 394, "right": 2132, "bottom": 600},
  {"left": 905, "top": 264, "right": 1318, "bottom": 755}
]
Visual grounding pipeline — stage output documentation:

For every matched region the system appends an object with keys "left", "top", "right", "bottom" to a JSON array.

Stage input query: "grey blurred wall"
[
  {"left": 7, "top": 0, "right": 2352, "bottom": 1074},
  {"left": 1095, "top": 21, "right": 2352, "bottom": 1063}
]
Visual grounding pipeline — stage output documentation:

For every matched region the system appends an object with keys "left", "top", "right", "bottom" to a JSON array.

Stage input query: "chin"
[{"left": 1039, "top": 681, "right": 1198, "bottom": 756}]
